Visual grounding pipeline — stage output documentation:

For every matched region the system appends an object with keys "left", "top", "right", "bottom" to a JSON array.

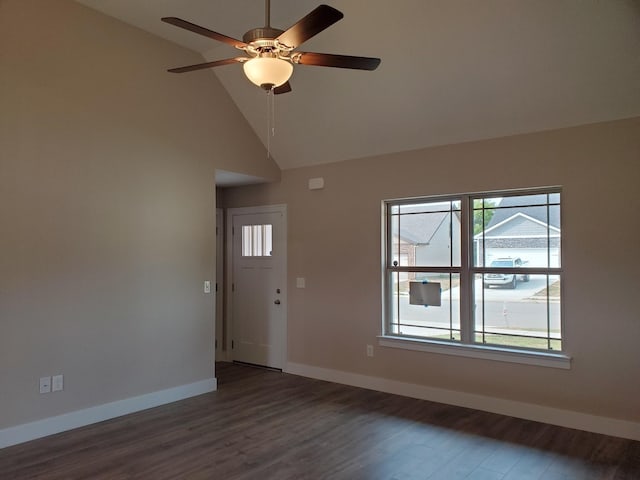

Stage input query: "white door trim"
[
  {"left": 225, "top": 204, "right": 287, "bottom": 368},
  {"left": 215, "top": 208, "right": 225, "bottom": 361}
]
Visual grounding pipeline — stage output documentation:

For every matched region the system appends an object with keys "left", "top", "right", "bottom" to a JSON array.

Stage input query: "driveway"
[{"left": 442, "top": 276, "right": 549, "bottom": 301}]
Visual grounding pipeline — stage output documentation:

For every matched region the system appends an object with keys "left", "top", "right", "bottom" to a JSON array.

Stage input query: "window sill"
[{"left": 378, "top": 335, "right": 571, "bottom": 369}]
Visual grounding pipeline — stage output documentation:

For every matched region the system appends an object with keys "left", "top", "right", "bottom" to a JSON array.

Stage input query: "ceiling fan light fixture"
[{"left": 243, "top": 57, "right": 293, "bottom": 90}]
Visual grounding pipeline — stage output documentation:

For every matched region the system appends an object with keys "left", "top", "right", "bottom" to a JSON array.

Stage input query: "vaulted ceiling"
[{"left": 77, "top": 0, "right": 640, "bottom": 171}]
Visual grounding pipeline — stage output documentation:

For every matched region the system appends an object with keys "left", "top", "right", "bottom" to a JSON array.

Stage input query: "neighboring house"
[
  {"left": 474, "top": 195, "right": 561, "bottom": 267},
  {"left": 393, "top": 207, "right": 461, "bottom": 287}
]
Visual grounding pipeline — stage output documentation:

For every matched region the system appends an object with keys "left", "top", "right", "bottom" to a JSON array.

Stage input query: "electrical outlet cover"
[{"left": 39, "top": 376, "right": 51, "bottom": 394}]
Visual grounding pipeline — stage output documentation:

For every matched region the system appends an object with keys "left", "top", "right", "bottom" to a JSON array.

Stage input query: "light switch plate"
[{"left": 204, "top": 280, "right": 211, "bottom": 294}]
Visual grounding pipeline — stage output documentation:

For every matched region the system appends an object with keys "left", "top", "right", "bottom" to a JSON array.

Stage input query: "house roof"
[
  {"left": 475, "top": 194, "right": 561, "bottom": 240},
  {"left": 397, "top": 210, "right": 451, "bottom": 245},
  {"left": 481, "top": 212, "right": 561, "bottom": 240},
  {"left": 485, "top": 194, "right": 561, "bottom": 230}
]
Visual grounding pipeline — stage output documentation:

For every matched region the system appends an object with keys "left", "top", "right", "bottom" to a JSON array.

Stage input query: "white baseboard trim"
[
  {"left": 285, "top": 362, "right": 640, "bottom": 441},
  {"left": 0, "top": 377, "right": 217, "bottom": 449}
]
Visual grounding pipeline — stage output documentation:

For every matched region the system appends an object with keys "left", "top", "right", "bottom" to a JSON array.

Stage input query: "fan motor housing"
[{"left": 243, "top": 27, "right": 284, "bottom": 44}]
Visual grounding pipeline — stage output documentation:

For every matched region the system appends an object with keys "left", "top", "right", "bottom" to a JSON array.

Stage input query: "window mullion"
[{"left": 459, "top": 195, "right": 473, "bottom": 344}]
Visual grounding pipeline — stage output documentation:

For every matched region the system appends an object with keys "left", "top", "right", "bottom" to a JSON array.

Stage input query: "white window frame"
[{"left": 380, "top": 187, "right": 570, "bottom": 369}]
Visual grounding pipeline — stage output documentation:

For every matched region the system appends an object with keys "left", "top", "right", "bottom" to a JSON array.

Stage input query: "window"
[
  {"left": 383, "top": 189, "right": 564, "bottom": 362},
  {"left": 242, "top": 224, "right": 273, "bottom": 257}
]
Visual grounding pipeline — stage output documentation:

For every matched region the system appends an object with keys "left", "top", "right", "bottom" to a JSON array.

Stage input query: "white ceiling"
[{"left": 78, "top": 0, "right": 640, "bottom": 171}]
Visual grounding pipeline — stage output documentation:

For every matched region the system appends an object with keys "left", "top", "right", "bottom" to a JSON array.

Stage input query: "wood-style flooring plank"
[{"left": 0, "top": 362, "right": 638, "bottom": 479}]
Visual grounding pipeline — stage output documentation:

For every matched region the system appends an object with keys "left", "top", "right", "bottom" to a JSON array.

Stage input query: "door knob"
[{"left": 274, "top": 299, "right": 281, "bottom": 305}]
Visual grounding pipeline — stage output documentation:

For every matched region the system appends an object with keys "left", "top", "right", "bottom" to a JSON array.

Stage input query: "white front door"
[{"left": 229, "top": 206, "right": 286, "bottom": 369}]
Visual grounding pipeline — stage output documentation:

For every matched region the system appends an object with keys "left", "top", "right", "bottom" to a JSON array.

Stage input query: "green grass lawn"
[
  {"left": 476, "top": 334, "right": 561, "bottom": 350},
  {"left": 533, "top": 279, "right": 561, "bottom": 298},
  {"left": 431, "top": 333, "right": 561, "bottom": 350}
]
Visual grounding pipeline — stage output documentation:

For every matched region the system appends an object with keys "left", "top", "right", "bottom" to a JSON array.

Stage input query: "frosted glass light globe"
[{"left": 243, "top": 57, "right": 293, "bottom": 89}]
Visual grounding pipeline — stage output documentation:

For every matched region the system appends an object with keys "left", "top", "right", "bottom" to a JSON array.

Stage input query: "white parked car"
[{"left": 483, "top": 257, "right": 530, "bottom": 289}]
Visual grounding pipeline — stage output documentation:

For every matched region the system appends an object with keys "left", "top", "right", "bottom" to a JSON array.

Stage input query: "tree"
[{"left": 473, "top": 199, "right": 496, "bottom": 235}]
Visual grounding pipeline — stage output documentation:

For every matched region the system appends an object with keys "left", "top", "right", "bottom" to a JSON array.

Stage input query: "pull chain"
[
  {"left": 266, "top": 89, "right": 271, "bottom": 159},
  {"left": 271, "top": 87, "right": 276, "bottom": 137},
  {"left": 266, "top": 88, "right": 276, "bottom": 159}
]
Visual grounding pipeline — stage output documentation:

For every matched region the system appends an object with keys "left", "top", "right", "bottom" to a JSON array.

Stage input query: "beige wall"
[
  {"left": 223, "top": 117, "right": 640, "bottom": 422},
  {"left": 0, "top": 0, "right": 278, "bottom": 429}
]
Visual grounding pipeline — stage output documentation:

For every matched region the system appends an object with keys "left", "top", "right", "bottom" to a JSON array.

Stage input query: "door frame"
[
  {"left": 215, "top": 208, "right": 225, "bottom": 361},
  {"left": 225, "top": 204, "right": 287, "bottom": 368}
]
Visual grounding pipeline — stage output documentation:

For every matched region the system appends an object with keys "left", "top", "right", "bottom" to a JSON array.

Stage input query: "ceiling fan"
[{"left": 162, "top": 0, "right": 381, "bottom": 94}]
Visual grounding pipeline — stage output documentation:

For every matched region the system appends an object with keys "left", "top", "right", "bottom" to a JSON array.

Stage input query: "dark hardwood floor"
[{"left": 1, "top": 362, "right": 639, "bottom": 479}]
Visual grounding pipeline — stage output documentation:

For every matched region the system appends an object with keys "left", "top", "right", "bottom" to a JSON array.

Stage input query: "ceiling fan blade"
[
  {"left": 276, "top": 5, "right": 343, "bottom": 48},
  {"left": 168, "top": 58, "right": 244, "bottom": 74},
  {"left": 294, "top": 52, "right": 381, "bottom": 71},
  {"left": 161, "top": 17, "right": 247, "bottom": 49},
  {"left": 273, "top": 82, "right": 292, "bottom": 95}
]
